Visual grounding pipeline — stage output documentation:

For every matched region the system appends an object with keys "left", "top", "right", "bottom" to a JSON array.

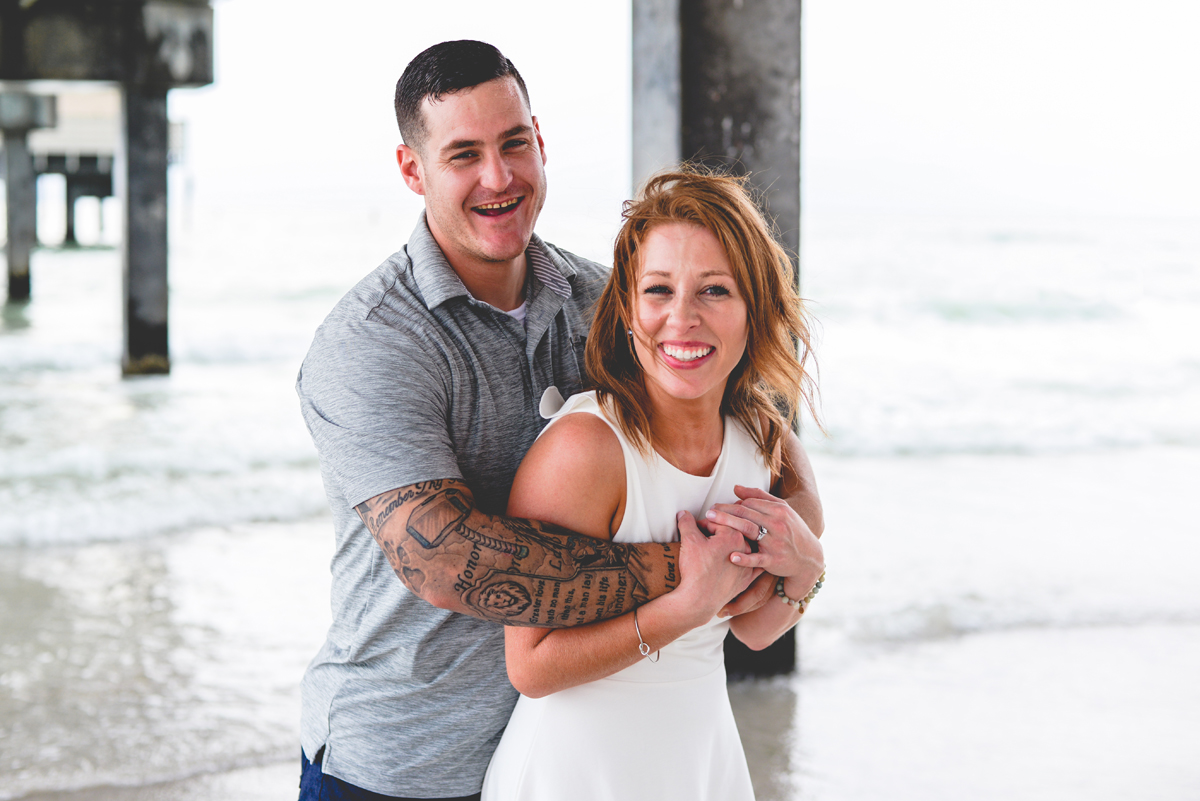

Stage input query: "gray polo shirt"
[{"left": 296, "top": 213, "right": 608, "bottom": 797}]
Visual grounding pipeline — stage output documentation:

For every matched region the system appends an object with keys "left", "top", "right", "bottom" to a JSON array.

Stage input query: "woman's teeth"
[{"left": 662, "top": 344, "right": 714, "bottom": 362}]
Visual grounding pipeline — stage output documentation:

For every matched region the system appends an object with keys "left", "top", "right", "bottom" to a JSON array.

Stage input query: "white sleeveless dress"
[{"left": 480, "top": 390, "right": 769, "bottom": 801}]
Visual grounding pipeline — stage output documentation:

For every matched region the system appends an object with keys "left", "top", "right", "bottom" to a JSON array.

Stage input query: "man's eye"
[
  {"left": 504, "top": 139, "right": 529, "bottom": 150},
  {"left": 450, "top": 151, "right": 476, "bottom": 161}
]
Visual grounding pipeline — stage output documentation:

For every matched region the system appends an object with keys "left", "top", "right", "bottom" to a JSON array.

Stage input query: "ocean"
[{"left": 2, "top": 190, "right": 1196, "bottom": 799}]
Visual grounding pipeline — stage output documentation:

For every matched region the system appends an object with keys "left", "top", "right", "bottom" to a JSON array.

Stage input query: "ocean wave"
[{"left": 0, "top": 465, "right": 328, "bottom": 546}]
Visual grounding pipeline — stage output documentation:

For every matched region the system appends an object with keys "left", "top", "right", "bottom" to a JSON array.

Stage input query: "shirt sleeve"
[{"left": 297, "top": 306, "right": 462, "bottom": 509}]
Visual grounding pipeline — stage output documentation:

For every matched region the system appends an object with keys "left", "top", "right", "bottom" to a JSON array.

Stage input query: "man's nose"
[{"left": 479, "top": 153, "right": 513, "bottom": 193}]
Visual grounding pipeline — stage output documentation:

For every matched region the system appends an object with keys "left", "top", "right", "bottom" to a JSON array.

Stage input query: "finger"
[
  {"left": 677, "top": 510, "right": 704, "bottom": 542},
  {"left": 703, "top": 522, "right": 749, "bottom": 547},
  {"left": 719, "top": 572, "right": 774, "bottom": 617},
  {"left": 718, "top": 496, "right": 785, "bottom": 518},
  {"left": 734, "top": 485, "right": 778, "bottom": 503},
  {"left": 728, "top": 550, "right": 774, "bottom": 569},
  {"left": 705, "top": 507, "right": 763, "bottom": 538}
]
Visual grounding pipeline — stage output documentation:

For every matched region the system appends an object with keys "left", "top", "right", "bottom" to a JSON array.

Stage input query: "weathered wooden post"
[
  {"left": 633, "top": 0, "right": 804, "bottom": 677},
  {"left": 1, "top": 92, "right": 54, "bottom": 302},
  {"left": 0, "top": 0, "right": 213, "bottom": 374}
]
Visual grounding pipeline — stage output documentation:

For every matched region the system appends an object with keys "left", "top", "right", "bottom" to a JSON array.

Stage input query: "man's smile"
[{"left": 472, "top": 196, "right": 524, "bottom": 217}]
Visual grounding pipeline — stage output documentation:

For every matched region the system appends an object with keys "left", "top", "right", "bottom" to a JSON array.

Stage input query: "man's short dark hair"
[{"left": 395, "top": 40, "right": 531, "bottom": 153}]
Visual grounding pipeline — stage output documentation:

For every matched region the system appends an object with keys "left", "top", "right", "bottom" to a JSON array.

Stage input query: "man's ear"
[
  {"left": 397, "top": 144, "right": 425, "bottom": 195},
  {"left": 532, "top": 116, "right": 547, "bottom": 167}
]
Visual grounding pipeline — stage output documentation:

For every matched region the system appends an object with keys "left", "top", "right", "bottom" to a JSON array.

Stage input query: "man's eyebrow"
[
  {"left": 441, "top": 138, "right": 480, "bottom": 154},
  {"left": 440, "top": 126, "right": 533, "bottom": 156},
  {"left": 501, "top": 124, "right": 532, "bottom": 139}
]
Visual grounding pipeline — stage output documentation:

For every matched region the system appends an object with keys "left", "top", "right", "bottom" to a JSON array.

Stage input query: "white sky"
[{"left": 168, "top": 0, "right": 1200, "bottom": 221}]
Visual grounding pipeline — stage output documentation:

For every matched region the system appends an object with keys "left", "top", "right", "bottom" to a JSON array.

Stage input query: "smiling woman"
[{"left": 480, "top": 167, "right": 826, "bottom": 801}]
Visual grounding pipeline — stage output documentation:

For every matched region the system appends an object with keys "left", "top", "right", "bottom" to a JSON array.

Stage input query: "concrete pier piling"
[
  {"left": 122, "top": 86, "right": 170, "bottom": 375},
  {"left": 633, "top": 0, "right": 804, "bottom": 678},
  {"left": 1, "top": 92, "right": 54, "bottom": 302},
  {"left": 680, "top": 0, "right": 803, "bottom": 263}
]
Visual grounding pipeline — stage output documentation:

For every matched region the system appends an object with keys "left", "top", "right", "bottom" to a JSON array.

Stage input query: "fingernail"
[
  {"left": 717, "top": 609, "right": 730, "bottom": 618},
  {"left": 730, "top": 554, "right": 742, "bottom": 564},
  {"left": 705, "top": 510, "right": 716, "bottom": 519}
]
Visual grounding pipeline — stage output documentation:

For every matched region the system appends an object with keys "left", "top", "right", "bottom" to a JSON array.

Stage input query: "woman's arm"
[
  {"left": 503, "top": 413, "right": 751, "bottom": 697},
  {"left": 703, "top": 430, "right": 826, "bottom": 649},
  {"left": 722, "top": 482, "right": 823, "bottom": 650}
]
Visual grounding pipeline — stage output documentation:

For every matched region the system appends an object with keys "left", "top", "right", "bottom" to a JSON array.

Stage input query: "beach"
[
  {"left": 4, "top": 1, "right": 1200, "bottom": 795},
  {"left": 4, "top": 447, "right": 1198, "bottom": 800}
]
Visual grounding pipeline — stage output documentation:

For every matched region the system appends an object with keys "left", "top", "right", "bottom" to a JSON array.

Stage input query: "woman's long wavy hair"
[{"left": 585, "top": 166, "right": 820, "bottom": 473}]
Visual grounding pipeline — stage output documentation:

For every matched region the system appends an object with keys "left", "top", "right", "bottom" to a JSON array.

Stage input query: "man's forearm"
[{"left": 356, "top": 480, "right": 679, "bottom": 626}]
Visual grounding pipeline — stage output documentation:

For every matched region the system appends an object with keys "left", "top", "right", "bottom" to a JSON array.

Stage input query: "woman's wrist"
[{"left": 777, "top": 570, "right": 825, "bottom": 613}]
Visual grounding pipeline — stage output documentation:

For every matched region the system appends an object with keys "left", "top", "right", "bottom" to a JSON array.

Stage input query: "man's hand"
[
  {"left": 670, "top": 511, "right": 758, "bottom": 626},
  {"left": 717, "top": 571, "right": 776, "bottom": 618}
]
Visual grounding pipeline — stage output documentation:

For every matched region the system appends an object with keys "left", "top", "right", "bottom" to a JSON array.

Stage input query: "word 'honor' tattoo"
[{"left": 358, "top": 483, "right": 677, "bottom": 627}]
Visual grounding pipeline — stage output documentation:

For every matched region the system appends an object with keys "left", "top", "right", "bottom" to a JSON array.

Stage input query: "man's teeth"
[
  {"left": 662, "top": 344, "right": 714, "bottom": 362},
  {"left": 475, "top": 198, "right": 520, "bottom": 211}
]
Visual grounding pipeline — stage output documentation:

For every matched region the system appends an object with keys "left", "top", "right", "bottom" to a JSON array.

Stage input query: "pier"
[{"left": 0, "top": 0, "right": 212, "bottom": 375}]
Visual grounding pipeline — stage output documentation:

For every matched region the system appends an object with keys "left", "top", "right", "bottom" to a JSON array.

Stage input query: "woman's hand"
[{"left": 704, "top": 485, "right": 824, "bottom": 592}]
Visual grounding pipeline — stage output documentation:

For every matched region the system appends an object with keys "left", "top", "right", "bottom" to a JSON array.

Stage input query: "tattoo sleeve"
[{"left": 355, "top": 480, "right": 679, "bottom": 626}]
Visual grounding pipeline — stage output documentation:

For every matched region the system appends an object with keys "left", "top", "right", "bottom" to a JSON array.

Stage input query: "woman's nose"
[{"left": 667, "top": 295, "right": 701, "bottom": 329}]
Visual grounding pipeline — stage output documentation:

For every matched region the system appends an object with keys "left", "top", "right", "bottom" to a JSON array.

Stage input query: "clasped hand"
[
  {"left": 703, "top": 485, "right": 824, "bottom": 618},
  {"left": 672, "top": 510, "right": 759, "bottom": 628}
]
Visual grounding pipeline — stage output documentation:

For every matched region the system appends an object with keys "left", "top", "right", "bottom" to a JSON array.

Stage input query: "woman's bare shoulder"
[{"left": 507, "top": 411, "right": 626, "bottom": 539}]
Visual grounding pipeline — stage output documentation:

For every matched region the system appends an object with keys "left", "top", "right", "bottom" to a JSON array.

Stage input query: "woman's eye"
[
  {"left": 642, "top": 284, "right": 671, "bottom": 295},
  {"left": 702, "top": 285, "right": 732, "bottom": 297}
]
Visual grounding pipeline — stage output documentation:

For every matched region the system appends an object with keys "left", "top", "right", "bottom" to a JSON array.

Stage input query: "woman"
[{"left": 481, "top": 168, "right": 825, "bottom": 800}]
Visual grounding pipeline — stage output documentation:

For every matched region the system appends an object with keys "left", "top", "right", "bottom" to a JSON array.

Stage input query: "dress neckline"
[{"left": 650, "top": 417, "right": 730, "bottom": 480}]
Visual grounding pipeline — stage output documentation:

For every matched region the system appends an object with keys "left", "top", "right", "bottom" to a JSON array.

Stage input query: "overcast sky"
[{"left": 169, "top": 0, "right": 1199, "bottom": 221}]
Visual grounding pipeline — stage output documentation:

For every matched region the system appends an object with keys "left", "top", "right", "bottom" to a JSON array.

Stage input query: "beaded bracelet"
[{"left": 776, "top": 570, "right": 825, "bottom": 613}]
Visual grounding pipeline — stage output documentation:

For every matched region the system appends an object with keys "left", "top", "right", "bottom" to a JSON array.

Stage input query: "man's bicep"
[{"left": 299, "top": 324, "right": 463, "bottom": 509}]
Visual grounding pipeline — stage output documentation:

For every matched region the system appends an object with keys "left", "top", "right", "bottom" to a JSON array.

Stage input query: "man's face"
[{"left": 398, "top": 77, "right": 548, "bottom": 273}]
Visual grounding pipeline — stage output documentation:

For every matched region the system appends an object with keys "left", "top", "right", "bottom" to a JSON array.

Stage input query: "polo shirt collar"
[{"left": 407, "top": 212, "right": 575, "bottom": 312}]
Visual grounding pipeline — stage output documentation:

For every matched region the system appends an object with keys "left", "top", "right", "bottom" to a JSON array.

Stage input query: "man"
[{"left": 296, "top": 40, "right": 822, "bottom": 801}]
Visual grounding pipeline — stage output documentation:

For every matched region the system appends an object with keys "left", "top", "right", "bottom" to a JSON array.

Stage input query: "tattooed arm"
[
  {"left": 355, "top": 477, "right": 681, "bottom": 627},
  {"left": 498, "top": 412, "right": 754, "bottom": 697}
]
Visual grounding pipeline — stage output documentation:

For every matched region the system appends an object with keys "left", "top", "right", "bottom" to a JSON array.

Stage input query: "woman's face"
[{"left": 630, "top": 223, "right": 749, "bottom": 408}]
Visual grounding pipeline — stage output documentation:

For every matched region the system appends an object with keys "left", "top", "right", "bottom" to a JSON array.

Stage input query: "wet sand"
[{"left": 4, "top": 449, "right": 1198, "bottom": 800}]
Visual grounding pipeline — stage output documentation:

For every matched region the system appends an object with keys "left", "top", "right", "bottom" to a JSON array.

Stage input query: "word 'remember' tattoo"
[{"left": 355, "top": 481, "right": 678, "bottom": 627}]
